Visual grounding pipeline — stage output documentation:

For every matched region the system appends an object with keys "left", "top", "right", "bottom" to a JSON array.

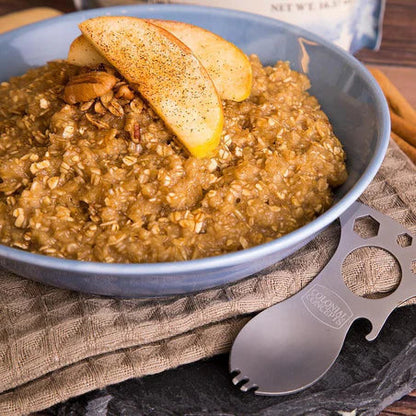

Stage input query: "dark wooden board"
[
  {"left": 356, "top": 0, "right": 416, "bottom": 67},
  {"left": 0, "top": 0, "right": 75, "bottom": 15}
]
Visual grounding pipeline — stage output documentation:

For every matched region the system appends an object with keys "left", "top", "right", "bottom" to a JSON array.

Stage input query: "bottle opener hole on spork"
[{"left": 230, "top": 201, "right": 416, "bottom": 395}]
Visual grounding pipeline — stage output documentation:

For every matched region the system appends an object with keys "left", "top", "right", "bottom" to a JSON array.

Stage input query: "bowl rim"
[{"left": 0, "top": 4, "right": 390, "bottom": 276}]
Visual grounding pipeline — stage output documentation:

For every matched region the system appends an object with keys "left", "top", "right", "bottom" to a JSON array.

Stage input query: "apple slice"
[
  {"left": 149, "top": 19, "right": 252, "bottom": 102},
  {"left": 68, "top": 20, "right": 252, "bottom": 102},
  {"left": 67, "top": 35, "right": 109, "bottom": 67},
  {"left": 79, "top": 16, "right": 223, "bottom": 158}
]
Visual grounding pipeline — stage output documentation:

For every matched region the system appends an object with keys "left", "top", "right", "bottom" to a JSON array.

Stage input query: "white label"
[
  {"left": 152, "top": 0, "right": 382, "bottom": 52},
  {"left": 157, "top": 0, "right": 354, "bottom": 21}
]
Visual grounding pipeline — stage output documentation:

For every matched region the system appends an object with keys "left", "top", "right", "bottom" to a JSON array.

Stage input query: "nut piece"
[
  {"left": 64, "top": 71, "right": 117, "bottom": 104},
  {"left": 116, "top": 85, "right": 135, "bottom": 100}
]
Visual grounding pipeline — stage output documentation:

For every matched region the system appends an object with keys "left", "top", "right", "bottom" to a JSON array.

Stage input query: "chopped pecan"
[
  {"left": 124, "top": 113, "right": 141, "bottom": 142},
  {"left": 133, "top": 123, "right": 141, "bottom": 142},
  {"left": 64, "top": 72, "right": 117, "bottom": 105},
  {"left": 100, "top": 90, "right": 114, "bottom": 108},
  {"left": 116, "top": 85, "right": 134, "bottom": 101},
  {"left": 94, "top": 101, "right": 106, "bottom": 114}
]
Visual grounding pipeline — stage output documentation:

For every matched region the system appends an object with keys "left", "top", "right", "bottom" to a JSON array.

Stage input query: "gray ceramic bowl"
[{"left": 0, "top": 5, "right": 390, "bottom": 297}]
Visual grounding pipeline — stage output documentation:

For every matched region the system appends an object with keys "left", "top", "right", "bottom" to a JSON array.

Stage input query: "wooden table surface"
[{"left": 0, "top": 1, "right": 415, "bottom": 415}]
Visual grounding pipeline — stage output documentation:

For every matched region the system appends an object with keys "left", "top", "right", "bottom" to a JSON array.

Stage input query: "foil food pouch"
[{"left": 79, "top": 0, "right": 385, "bottom": 53}]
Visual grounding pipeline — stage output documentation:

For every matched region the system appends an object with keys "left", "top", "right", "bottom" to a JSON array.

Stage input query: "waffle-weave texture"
[{"left": 0, "top": 140, "right": 415, "bottom": 415}]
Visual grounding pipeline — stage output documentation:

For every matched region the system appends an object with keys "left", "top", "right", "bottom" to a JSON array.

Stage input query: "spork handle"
[{"left": 230, "top": 202, "right": 416, "bottom": 395}]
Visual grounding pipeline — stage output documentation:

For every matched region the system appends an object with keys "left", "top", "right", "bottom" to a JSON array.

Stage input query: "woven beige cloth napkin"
[{"left": 0, "top": 140, "right": 413, "bottom": 415}]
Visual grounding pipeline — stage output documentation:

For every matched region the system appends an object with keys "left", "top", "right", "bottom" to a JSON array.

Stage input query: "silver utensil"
[{"left": 230, "top": 201, "right": 415, "bottom": 395}]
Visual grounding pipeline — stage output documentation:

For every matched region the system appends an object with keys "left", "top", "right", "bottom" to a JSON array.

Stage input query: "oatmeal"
[{"left": 0, "top": 56, "right": 347, "bottom": 262}]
